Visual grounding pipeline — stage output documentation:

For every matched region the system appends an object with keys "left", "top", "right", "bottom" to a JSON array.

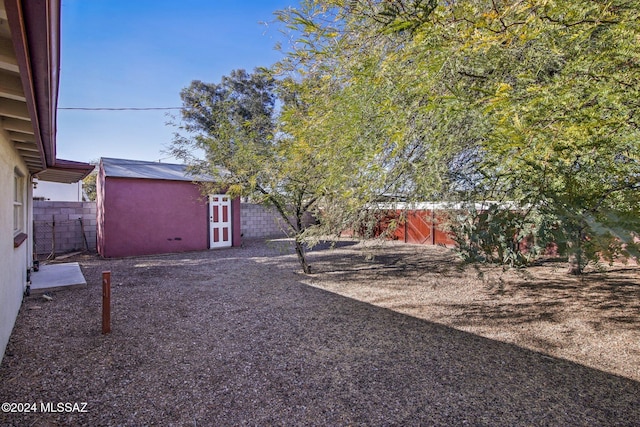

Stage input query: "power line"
[{"left": 58, "top": 107, "right": 182, "bottom": 111}]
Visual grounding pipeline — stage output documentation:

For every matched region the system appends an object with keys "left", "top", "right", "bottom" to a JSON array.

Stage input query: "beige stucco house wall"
[
  {"left": 0, "top": 0, "right": 93, "bottom": 363},
  {"left": 0, "top": 124, "right": 32, "bottom": 360}
]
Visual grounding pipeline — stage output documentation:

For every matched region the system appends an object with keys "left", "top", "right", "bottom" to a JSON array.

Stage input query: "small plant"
[
  {"left": 449, "top": 202, "right": 640, "bottom": 275},
  {"left": 449, "top": 203, "right": 540, "bottom": 268}
]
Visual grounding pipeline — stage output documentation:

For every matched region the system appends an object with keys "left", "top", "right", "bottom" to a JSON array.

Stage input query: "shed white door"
[{"left": 209, "top": 195, "right": 232, "bottom": 248}]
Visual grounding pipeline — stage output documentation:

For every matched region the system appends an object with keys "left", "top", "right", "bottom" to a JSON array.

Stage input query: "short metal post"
[{"left": 102, "top": 271, "right": 111, "bottom": 334}]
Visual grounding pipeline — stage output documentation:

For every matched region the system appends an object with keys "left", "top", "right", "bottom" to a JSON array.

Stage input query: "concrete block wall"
[
  {"left": 240, "top": 203, "right": 290, "bottom": 239},
  {"left": 240, "top": 203, "right": 316, "bottom": 239},
  {"left": 33, "top": 201, "right": 312, "bottom": 254},
  {"left": 33, "top": 201, "right": 97, "bottom": 254}
]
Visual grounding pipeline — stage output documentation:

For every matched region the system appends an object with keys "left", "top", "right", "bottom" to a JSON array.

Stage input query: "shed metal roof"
[{"left": 101, "top": 157, "right": 223, "bottom": 182}]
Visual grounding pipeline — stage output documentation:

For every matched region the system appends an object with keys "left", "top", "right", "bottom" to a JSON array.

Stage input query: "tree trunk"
[
  {"left": 568, "top": 251, "right": 584, "bottom": 275},
  {"left": 568, "top": 229, "right": 585, "bottom": 275},
  {"left": 294, "top": 239, "right": 311, "bottom": 274},
  {"left": 293, "top": 204, "right": 312, "bottom": 274}
]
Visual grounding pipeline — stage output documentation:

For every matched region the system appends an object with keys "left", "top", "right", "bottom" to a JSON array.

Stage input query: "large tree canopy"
[
  {"left": 171, "top": 0, "right": 639, "bottom": 274},
  {"left": 171, "top": 69, "right": 336, "bottom": 273},
  {"left": 273, "top": 0, "right": 640, "bottom": 272},
  {"left": 171, "top": 70, "right": 312, "bottom": 272}
]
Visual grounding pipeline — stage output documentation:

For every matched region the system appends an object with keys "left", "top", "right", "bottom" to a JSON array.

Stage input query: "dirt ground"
[{"left": 0, "top": 239, "right": 638, "bottom": 426}]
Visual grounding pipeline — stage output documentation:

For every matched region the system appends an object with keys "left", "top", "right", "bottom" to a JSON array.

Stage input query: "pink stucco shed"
[{"left": 97, "top": 158, "right": 241, "bottom": 258}]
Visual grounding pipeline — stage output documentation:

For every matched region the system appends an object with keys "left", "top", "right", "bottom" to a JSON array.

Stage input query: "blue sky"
[{"left": 56, "top": 0, "right": 297, "bottom": 164}]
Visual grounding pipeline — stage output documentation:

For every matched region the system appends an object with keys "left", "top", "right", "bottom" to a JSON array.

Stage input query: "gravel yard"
[{"left": 1, "top": 239, "right": 638, "bottom": 426}]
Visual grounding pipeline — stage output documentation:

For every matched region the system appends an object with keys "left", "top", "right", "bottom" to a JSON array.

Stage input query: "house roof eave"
[
  {"left": 36, "top": 158, "right": 95, "bottom": 183},
  {"left": 4, "top": 0, "right": 92, "bottom": 183},
  {"left": 4, "top": 0, "right": 59, "bottom": 168}
]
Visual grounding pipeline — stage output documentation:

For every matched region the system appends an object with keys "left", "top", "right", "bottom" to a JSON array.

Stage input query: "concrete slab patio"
[{"left": 30, "top": 262, "right": 87, "bottom": 293}]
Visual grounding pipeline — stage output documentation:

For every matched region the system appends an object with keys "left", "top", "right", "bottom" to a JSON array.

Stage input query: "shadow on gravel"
[
  {"left": 471, "top": 272, "right": 640, "bottom": 330},
  {"left": 307, "top": 242, "right": 460, "bottom": 277},
  {"left": 306, "top": 240, "right": 361, "bottom": 251},
  {"left": 1, "top": 245, "right": 638, "bottom": 426},
  {"left": 304, "top": 243, "right": 640, "bottom": 332}
]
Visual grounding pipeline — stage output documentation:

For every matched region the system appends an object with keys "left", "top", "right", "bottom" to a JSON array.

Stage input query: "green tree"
[
  {"left": 274, "top": 0, "right": 640, "bottom": 273},
  {"left": 82, "top": 161, "right": 98, "bottom": 201},
  {"left": 171, "top": 69, "right": 343, "bottom": 273},
  {"left": 429, "top": 0, "right": 640, "bottom": 271},
  {"left": 273, "top": 0, "right": 463, "bottom": 240}
]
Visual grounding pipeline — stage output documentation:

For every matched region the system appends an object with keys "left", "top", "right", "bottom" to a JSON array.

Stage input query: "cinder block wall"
[
  {"left": 240, "top": 203, "right": 316, "bottom": 239},
  {"left": 240, "top": 203, "right": 290, "bottom": 238},
  {"left": 34, "top": 201, "right": 311, "bottom": 253},
  {"left": 33, "top": 201, "right": 97, "bottom": 253}
]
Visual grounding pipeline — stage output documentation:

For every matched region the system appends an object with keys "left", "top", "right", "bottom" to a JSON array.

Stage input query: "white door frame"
[{"left": 209, "top": 194, "right": 232, "bottom": 248}]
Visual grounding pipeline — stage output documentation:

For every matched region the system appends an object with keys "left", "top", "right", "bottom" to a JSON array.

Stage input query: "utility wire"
[{"left": 58, "top": 107, "right": 182, "bottom": 111}]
